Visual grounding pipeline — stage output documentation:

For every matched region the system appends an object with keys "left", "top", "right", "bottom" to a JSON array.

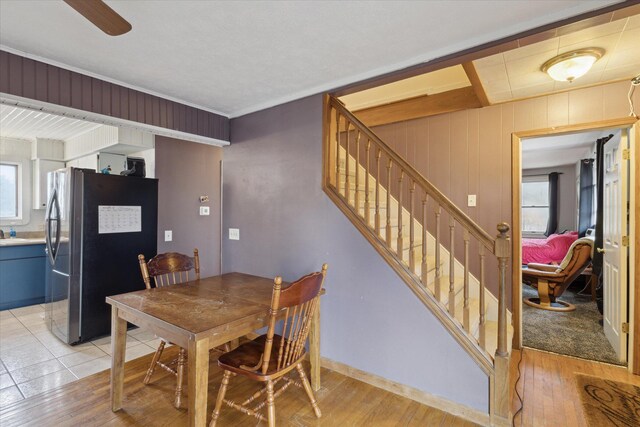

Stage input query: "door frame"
[{"left": 511, "top": 116, "right": 639, "bottom": 374}]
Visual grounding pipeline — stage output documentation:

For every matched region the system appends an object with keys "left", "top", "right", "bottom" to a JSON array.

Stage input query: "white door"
[{"left": 602, "top": 129, "right": 629, "bottom": 363}]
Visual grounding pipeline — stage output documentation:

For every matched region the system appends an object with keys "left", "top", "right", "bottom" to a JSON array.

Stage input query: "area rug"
[
  {"left": 576, "top": 374, "right": 640, "bottom": 426},
  {"left": 522, "top": 284, "right": 622, "bottom": 365}
]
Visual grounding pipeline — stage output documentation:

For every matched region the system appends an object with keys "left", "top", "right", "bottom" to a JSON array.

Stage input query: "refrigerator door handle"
[
  {"left": 45, "top": 191, "right": 55, "bottom": 265},
  {"left": 46, "top": 189, "right": 61, "bottom": 265}
]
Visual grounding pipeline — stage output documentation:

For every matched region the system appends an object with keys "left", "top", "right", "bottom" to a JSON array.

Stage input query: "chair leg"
[
  {"left": 523, "top": 279, "right": 575, "bottom": 312},
  {"left": 210, "top": 370, "right": 232, "bottom": 427},
  {"left": 296, "top": 363, "right": 322, "bottom": 418},
  {"left": 174, "top": 348, "right": 186, "bottom": 408},
  {"left": 266, "top": 379, "right": 276, "bottom": 427},
  {"left": 538, "top": 280, "right": 552, "bottom": 307},
  {"left": 143, "top": 340, "right": 165, "bottom": 384}
]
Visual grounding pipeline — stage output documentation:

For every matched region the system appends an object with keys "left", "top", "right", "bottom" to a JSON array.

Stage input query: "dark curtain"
[
  {"left": 593, "top": 134, "right": 614, "bottom": 314},
  {"left": 593, "top": 139, "right": 608, "bottom": 275},
  {"left": 544, "top": 172, "right": 559, "bottom": 236},
  {"left": 578, "top": 159, "right": 595, "bottom": 237}
]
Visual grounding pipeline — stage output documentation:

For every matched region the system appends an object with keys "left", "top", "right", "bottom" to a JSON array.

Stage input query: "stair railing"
[{"left": 322, "top": 95, "right": 510, "bottom": 420}]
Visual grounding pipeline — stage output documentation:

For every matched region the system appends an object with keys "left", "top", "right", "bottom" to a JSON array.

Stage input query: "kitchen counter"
[{"left": 0, "top": 238, "right": 46, "bottom": 246}]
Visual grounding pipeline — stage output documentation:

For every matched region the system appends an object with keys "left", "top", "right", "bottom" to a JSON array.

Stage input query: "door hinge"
[
  {"left": 622, "top": 236, "right": 629, "bottom": 246},
  {"left": 622, "top": 322, "right": 629, "bottom": 334},
  {"left": 622, "top": 149, "right": 630, "bottom": 160}
]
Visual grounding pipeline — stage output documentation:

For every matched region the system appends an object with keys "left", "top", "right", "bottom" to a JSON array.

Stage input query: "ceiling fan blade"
[{"left": 64, "top": 0, "right": 132, "bottom": 36}]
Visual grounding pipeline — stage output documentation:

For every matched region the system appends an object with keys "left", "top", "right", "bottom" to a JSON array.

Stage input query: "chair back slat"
[
  {"left": 138, "top": 249, "right": 200, "bottom": 289},
  {"left": 276, "top": 307, "right": 290, "bottom": 370},
  {"left": 261, "top": 264, "right": 327, "bottom": 375}
]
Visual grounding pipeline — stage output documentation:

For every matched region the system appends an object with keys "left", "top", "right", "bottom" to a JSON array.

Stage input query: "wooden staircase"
[{"left": 322, "top": 95, "right": 512, "bottom": 424}]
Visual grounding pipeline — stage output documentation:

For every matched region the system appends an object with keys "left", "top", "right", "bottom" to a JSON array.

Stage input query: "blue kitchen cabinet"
[{"left": 0, "top": 244, "right": 47, "bottom": 310}]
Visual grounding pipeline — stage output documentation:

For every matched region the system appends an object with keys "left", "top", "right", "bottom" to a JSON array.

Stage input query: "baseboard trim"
[{"left": 320, "top": 357, "right": 491, "bottom": 426}]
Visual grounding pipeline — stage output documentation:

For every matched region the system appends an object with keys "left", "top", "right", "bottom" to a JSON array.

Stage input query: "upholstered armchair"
[{"left": 522, "top": 237, "right": 594, "bottom": 312}]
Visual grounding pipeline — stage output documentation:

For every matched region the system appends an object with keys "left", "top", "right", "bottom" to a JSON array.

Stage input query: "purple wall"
[
  {"left": 223, "top": 95, "right": 489, "bottom": 412},
  {"left": 155, "top": 136, "right": 222, "bottom": 278}
]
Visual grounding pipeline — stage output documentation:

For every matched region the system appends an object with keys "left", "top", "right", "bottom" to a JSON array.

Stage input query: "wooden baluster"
[
  {"left": 364, "top": 140, "right": 371, "bottom": 227},
  {"left": 375, "top": 149, "right": 381, "bottom": 235},
  {"left": 479, "top": 246, "right": 486, "bottom": 349},
  {"left": 448, "top": 218, "right": 456, "bottom": 315},
  {"left": 335, "top": 111, "right": 340, "bottom": 193},
  {"left": 385, "top": 159, "right": 392, "bottom": 246},
  {"left": 354, "top": 130, "right": 360, "bottom": 215},
  {"left": 396, "top": 171, "right": 404, "bottom": 259},
  {"left": 434, "top": 206, "right": 442, "bottom": 301},
  {"left": 494, "top": 223, "right": 511, "bottom": 421},
  {"left": 463, "top": 230, "right": 470, "bottom": 331},
  {"left": 344, "top": 121, "right": 350, "bottom": 202},
  {"left": 421, "top": 194, "right": 429, "bottom": 285},
  {"left": 409, "top": 181, "right": 416, "bottom": 272}
]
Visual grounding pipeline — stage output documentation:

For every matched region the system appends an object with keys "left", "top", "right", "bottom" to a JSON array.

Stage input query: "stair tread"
[
  {"left": 454, "top": 297, "right": 484, "bottom": 335},
  {"left": 424, "top": 275, "right": 464, "bottom": 305}
]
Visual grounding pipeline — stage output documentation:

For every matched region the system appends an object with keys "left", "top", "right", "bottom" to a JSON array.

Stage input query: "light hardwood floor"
[
  {"left": 0, "top": 346, "right": 477, "bottom": 426},
  {"left": 3, "top": 344, "right": 639, "bottom": 426},
  {"left": 510, "top": 347, "right": 640, "bottom": 427}
]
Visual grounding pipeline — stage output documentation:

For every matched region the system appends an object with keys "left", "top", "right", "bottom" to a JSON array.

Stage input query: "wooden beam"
[
  {"left": 462, "top": 62, "right": 491, "bottom": 107},
  {"left": 352, "top": 86, "right": 482, "bottom": 127}
]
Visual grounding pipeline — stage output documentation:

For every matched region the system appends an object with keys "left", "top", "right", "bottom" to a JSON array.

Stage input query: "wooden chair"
[
  {"left": 522, "top": 237, "right": 594, "bottom": 312},
  {"left": 210, "top": 264, "right": 328, "bottom": 427},
  {"left": 138, "top": 249, "right": 199, "bottom": 408}
]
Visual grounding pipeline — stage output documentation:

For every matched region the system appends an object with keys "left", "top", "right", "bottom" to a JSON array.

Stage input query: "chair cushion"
[
  {"left": 558, "top": 237, "right": 594, "bottom": 270},
  {"left": 218, "top": 334, "right": 301, "bottom": 376}
]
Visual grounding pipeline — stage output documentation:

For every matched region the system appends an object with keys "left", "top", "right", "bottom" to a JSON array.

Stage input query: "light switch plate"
[
  {"left": 468, "top": 195, "right": 477, "bottom": 207},
  {"left": 164, "top": 230, "right": 172, "bottom": 242},
  {"left": 199, "top": 206, "right": 210, "bottom": 216},
  {"left": 229, "top": 228, "right": 240, "bottom": 240}
]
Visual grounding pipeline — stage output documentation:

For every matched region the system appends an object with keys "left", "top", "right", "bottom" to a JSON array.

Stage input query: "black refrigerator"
[{"left": 45, "top": 167, "right": 158, "bottom": 344}]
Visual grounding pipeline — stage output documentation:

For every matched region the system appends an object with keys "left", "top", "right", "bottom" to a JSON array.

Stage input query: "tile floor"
[{"left": 0, "top": 304, "right": 159, "bottom": 406}]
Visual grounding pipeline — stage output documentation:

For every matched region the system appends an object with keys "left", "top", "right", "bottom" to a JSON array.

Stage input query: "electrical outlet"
[
  {"left": 199, "top": 206, "right": 210, "bottom": 216},
  {"left": 164, "top": 230, "right": 172, "bottom": 242},
  {"left": 229, "top": 228, "right": 240, "bottom": 240},
  {"left": 468, "top": 195, "right": 477, "bottom": 207}
]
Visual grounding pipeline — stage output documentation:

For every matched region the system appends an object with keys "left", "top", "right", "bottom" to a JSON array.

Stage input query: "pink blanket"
[{"left": 522, "top": 232, "right": 578, "bottom": 265}]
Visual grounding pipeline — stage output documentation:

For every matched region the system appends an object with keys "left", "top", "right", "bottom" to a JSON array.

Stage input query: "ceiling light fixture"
[{"left": 541, "top": 48, "right": 605, "bottom": 82}]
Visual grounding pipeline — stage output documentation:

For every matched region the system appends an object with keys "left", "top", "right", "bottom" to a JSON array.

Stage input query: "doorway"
[{"left": 511, "top": 119, "right": 638, "bottom": 372}]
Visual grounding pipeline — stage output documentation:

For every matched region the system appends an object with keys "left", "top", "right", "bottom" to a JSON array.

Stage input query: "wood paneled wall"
[
  {"left": 370, "top": 80, "right": 639, "bottom": 300},
  {"left": 0, "top": 50, "right": 229, "bottom": 141}
]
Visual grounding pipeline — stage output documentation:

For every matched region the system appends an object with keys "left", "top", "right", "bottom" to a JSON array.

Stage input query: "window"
[
  {"left": 522, "top": 176, "right": 549, "bottom": 234},
  {"left": 0, "top": 163, "right": 20, "bottom": 219}
]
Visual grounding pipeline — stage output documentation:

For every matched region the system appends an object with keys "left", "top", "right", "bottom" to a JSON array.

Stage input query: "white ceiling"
[
  {"left": 0, "top": 0, "right": 619, "bottom": 117},
  {"left": 474, "top": 14, "right": 640, "bottom": 103},
  {"left": 521, "top": 129, "right": 614, "bottom": 169},
  {"left": 0, "top": 104, "right": 102, "bottom": 142}
]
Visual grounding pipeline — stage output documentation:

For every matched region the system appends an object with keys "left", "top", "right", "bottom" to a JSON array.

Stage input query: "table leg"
[
  {"left": 110, "top": 307, "right": 127, "bottom": 411},
  {"left": 309, "top": 298, "right": 321, "bottom": 391},
  {"left": 188, "top": 338, "right": 210, "bottom": 427}
]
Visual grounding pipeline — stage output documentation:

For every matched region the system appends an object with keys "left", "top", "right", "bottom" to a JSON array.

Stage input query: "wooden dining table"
[{"left": 106, "top": 272, "right": 323, "bottom": 427}]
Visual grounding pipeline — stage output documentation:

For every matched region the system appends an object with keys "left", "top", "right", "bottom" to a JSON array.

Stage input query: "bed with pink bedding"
[{"left": 521, "top": 232, "right": 579, "bottom": 265}]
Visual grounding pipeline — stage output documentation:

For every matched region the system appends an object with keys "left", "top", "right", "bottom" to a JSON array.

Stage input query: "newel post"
[
  {"left": 495, "top": 222, "right": 510, "bottom": 357},
  {"left": 492, "top": 222, "right": 511, "bottom": 423}
]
